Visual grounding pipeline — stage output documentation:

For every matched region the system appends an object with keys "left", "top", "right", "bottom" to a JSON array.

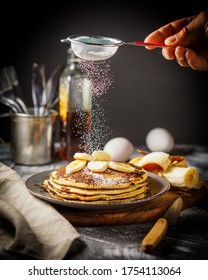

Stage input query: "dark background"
[{"left": 0, "top": 1, "right": 208, "bottom": 146}]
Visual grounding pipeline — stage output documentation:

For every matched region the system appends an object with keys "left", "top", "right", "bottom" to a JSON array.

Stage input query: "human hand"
[{"left": 144, "top": 10, "right": 208, "bottom": 70}]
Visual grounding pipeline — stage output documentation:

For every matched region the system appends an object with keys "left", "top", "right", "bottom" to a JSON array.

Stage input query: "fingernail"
[{"left": 165, "top": 36, "right": 176, "bottom": 45}]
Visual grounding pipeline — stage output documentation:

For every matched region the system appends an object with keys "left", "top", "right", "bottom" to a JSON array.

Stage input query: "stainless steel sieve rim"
[{"left": 61, "top": 35, "right": 123, "bottom": 47}]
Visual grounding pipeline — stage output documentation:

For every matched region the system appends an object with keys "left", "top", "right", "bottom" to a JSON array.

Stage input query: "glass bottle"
[{"left": 59, "top": 47, "right": 92, "bottom": 161}]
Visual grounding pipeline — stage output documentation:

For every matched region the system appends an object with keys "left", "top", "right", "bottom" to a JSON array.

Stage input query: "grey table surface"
[{"left": 0, "top": 143, "right": 208, "bottom": 260}]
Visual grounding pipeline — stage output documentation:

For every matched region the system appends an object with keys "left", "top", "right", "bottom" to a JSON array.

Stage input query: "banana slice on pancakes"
[
  {"left": 66, "top": 160, "right": 87, "bottom": 174},
  {"left": 108, "top": 161, "right": 136, "bottom": 173},
  {"left": 92, "top": 150, "right": 111, "bottom": 161},
  {"left": 74, "top": 152, "right": 93, "bottom": 161},
  {"left": 87, "top": 161, "right": 109, "bottom": 172}
]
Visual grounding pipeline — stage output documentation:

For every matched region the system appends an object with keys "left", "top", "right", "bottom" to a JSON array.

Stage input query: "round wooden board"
[{"left": 54, "top": 188, "right": 207, "bottom": 226}]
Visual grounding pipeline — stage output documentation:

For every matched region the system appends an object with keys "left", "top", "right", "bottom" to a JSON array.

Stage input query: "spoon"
[
  {"left": 0, "top": 66, "right": 29, "bottom": 114},
  {"left": 43, "top": 64, "right": 65, "bottom": 115},
  {"left": 61, "top": 35, "right": 171, "bottom": 61},
  {"left": 32, "top": 63, "right": 46, "bottom": 115},
  {"left": 0, "top": 95, "right": 19, "bottom": 113}
]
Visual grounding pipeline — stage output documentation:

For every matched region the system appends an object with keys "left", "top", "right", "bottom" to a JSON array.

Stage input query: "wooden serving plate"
[{"left": 54, "top": 187, "right": 207, "bottom": 226}]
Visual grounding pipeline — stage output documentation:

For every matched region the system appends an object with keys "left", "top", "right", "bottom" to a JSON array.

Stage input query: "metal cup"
[{"left": 10, "top": 110, "right": 58, "bottom": 165}]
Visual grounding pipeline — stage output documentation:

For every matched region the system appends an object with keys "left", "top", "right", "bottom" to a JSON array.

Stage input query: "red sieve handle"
[{"left": 133, "top": 41, "right": 169, "bottom": 48}]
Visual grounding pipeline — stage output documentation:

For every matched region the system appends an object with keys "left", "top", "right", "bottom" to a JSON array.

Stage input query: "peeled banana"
[
  {"left": 130, "top": 150, "right": 201, "bottom": 189},
  {"left": 137, "top": 151, "right": 171, "bottom": 172},
  {"left": 161, "top": 166, "right": 199, "bottom": 188}
]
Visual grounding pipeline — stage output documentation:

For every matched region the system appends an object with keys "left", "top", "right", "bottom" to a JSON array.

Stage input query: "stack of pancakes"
[{"left": 43, "top": 163, "right": 149, "bottom": 204}]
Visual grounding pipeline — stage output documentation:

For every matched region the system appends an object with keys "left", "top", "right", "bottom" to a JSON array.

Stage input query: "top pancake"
[{"left": 50, "top": 164, "right": 148, "bottom": 190}]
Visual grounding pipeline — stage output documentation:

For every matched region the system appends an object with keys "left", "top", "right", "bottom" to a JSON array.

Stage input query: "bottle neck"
[{"left": 66, "top": 48, "right": 81, "bottom": 64}]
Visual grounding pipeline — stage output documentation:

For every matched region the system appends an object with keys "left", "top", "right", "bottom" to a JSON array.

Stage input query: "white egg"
[
  {"left": 146, "top": 127, "right": 174, "bottom": 153},
  {"left": 103, "top": 137, "right": 134, "bottom": 161}
]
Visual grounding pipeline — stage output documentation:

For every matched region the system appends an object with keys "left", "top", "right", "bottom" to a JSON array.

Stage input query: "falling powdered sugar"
[
  {"left": 79, "top": 60, "right": 114, "bottom": 96},
  {"left": 72, "top": 59, "right": 115, "bottom": 154}
]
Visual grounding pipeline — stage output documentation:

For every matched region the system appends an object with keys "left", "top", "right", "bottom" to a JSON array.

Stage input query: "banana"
[
  {"left": 169, "top": 156, "right": 188, "bottom": 167},
  {"left": 137, "top": 151, "right": 171, "bottom": 172},
  {"left": 87, "top": 161, "right": 108, "bottom": 172},
  {"left": 108, "top": 161, "right": 136, "bottom": 173},
  {"left": 92, "top": 150, "right": 111, "bottom": 161},
  {"left": 161, "top": 166, "right": 199, "bottom": 188},
  {"left": 74, "top": 152, "right": 93, "bottom": 161},
  {"left": 173, "top": 158, "right": 188, "bottom": 167},
  {"left": 66, "top": 160, "right": 87, "bottom": 174},
  {"left": 192, "top": 178, "right": 205, "bottom": 190},
  {"left": 129, "top": 156, "right": 143, "bottom": 166}
]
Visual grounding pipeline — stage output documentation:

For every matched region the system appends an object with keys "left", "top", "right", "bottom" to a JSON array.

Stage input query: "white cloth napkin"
[{"left": 0, "top": 162, "right": 79, "bottom": 259}]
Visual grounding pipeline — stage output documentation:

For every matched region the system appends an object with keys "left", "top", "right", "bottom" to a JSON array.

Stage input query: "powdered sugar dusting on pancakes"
[{"left": 82, "top": 167, "right": 132, "bottom": 186}]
